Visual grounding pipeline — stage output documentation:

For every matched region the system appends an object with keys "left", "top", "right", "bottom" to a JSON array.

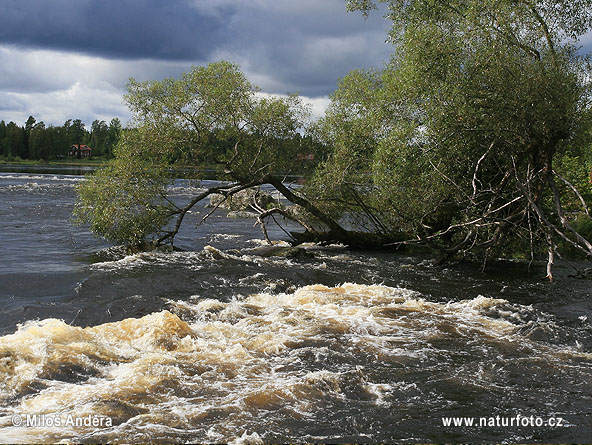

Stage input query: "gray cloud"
[
  {"left": 14, "top": 1, "right": 590, "bottom": 127},
  {"left": 1, "top": 0, "right": 590, "bottom": 103},
  {"left": 208, "top": 0, "right": 392, "bottom": 96},
  {"left": 0, "top": 0, "right": 227, "bottom": 61},
  {"left": 0, "top": 0, "right": 392, "bottom": 100}
]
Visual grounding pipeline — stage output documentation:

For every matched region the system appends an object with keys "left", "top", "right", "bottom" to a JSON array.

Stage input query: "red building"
[
  {"left": 297, "top": 153, "right": 315, "bottom": 161},
  {"left": 69, "top": 144, "right": 92, "bottom": 158}
]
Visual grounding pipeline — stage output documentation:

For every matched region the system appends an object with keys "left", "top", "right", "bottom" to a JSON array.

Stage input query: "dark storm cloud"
[
  {"left": 0, "top": 0, "right": 392, "bottom": 97},
  {"left": 224, "top": 2, "right": 392, "bottom": 96},
  {"left": 0, "top": 0, "right": 228, "bottom": 61}
]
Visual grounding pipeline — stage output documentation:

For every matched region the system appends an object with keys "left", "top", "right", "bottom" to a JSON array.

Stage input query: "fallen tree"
[
  {"left": 75, "top": 5, "right": 592, "bottom": 280},
  {"left": 299, "top": 0, "right": 592, "bottom": 280},
  {"left": 73, "top": 62, "right": 362, "bottom": 252}
]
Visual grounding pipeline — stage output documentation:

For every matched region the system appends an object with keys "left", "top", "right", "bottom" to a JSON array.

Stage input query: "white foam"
[{"left": 0, "top": 283, "right": 587, "bottom": 443}]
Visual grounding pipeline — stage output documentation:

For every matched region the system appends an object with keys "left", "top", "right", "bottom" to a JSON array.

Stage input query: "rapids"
[{"left": 0, "top": 169, "right": 591, "bottom": 443}]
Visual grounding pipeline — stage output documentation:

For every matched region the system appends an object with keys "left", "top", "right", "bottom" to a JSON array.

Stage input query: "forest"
[{"left": 0, "top": 117, "right": 122, "bottom": 161}]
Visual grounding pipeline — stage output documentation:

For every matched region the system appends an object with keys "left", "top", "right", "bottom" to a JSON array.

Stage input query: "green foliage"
[
  {"left": 90, "top": 120, "right": 109, "bottom": 156},
  {"left": 73, "top": 155, "right": 173, "bottom": 245},
  {"left": 121, "top": 61, "right": 308, "bottom": 177},
  {"left": 0, "top": 116, "right": 122, "bottom": 161},
  {"left": 28, "top": 122, "right": 47, "bottom": 160},
  {"left": 106, "top": 118, "right": 122, "bottom": 158},
  {"left": 309, "top": 0, "right": 592, "bottom": 265},
  {"left": 4, "top": 121, "right": 26, "bottom": 159},
  {"left": 574, "top": 216, "right": 592, "bottom": 242},
  {"left": 76, "top": 61, "right": 310, "bottom": 245}
]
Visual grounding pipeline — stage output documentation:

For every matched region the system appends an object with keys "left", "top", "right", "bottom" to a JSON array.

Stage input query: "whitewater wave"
[
  {"left": 0, "top": 174, "right": 84, "bottom": 182},
  {"left": 0, "top": 282, "right": 588, "bottom": 443}
]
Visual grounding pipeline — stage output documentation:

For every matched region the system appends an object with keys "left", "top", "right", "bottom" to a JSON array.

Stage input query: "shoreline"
[{"left": 0, "top": 159, "right": 111, "bottom": 167}]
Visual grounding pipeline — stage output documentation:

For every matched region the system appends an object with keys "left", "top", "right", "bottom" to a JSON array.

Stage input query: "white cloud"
[
  {"left": 254, "top": 91, "right": 331, "bottom": 122},
  {"left": 1, "top": 82, "right": 127, "bottom": 127},
  {"left": 0, "top": 44, "right": 333, "bottom": 128},
  {"left": 305, "top": 96, "right": 332, "bottom": 120},
  {"left": 0, "top": 45, "right": 198, "bottom": 126}
]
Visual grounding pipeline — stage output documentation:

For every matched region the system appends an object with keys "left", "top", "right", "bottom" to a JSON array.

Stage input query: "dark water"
[
  {"left": 0, "top": 171, "right": 591, "bottom": 444},
  {"left": 0, "top": 164, "right": 99, "bottom": 176}
]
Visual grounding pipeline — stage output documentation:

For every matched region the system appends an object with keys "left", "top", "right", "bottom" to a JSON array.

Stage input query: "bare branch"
[
  {"left": 513, "top": 162, "right": 591, "bottom": 257},
  {"left": 157, "top": 180, "right": 263, "bottom": 245},
  {"left": 268, "top": 176, "right": 349, "bottom": 238},
  {"left": 546, "top": 231, "right": 555, "bottom": 282},
  {"left": 548, "top": 173, "right": 592, "bottom": 252},
  {"left": 196, "top": 194, "right": 230, "bottom": 227},
  {"left": 552, "top": 170, "right": 591, "bottom": 217},
  {"left": 255, "top": 207, "right": 311, "bottom": 244},
  {"left": 473, "top": 142, "right": 494, "bottom": 198},
  {"left": 249, "top": 140, "right": 265, "bottom": 173}
]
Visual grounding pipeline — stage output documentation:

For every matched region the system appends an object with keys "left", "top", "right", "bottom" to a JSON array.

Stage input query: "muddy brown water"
[{"left": 0, "top": 170, "right": 591, "bottom": 443}]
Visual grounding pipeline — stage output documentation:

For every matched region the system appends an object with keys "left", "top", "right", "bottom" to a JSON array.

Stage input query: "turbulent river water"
[{"left": 0, "top": 167, "right": 591, "bottom": 444}]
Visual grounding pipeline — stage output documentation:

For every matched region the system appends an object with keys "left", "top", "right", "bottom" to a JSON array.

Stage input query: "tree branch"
[
  {"left": 552, "top": 170, "right": 591, "bottom": 217},
  {"left": 267, "top": 176, "right": 349, "bottom": 239},
  {"left": 157, "top": 180, "right": 263, "bottom": 245}
]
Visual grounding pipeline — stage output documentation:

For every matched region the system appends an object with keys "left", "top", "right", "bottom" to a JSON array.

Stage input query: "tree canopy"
[
  {"left": 75, "top": 3, "right": 592, "bottom": 279},
  {"left": 75, "top": 61, "right": 327, "bottom": 245},
  {"left": 303, "top": 0, "right": 592, "bottom": 278},
  {"left": 0, "top": 116, "right": 122, "bottom": 161}
]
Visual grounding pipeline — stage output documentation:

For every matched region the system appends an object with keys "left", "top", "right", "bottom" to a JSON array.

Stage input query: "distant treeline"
[{"left": 0, "top": 116, "right": 122, "bottom": 161}]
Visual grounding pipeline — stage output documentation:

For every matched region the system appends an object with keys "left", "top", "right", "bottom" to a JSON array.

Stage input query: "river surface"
[{"left": 0, "top": 168, "right": 591, "bottom": 444}]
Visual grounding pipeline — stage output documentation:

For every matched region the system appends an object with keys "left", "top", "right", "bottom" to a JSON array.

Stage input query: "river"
[{"left": 0, "top": 168, "right": 591, "bottom": 443}]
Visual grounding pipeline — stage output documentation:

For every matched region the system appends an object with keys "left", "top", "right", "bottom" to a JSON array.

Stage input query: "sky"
[{"left": 0, "top": 0, "right": 394, "bottom": 128}]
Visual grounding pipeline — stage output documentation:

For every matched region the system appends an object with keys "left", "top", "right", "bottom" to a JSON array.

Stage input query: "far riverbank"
[{"left": 0, "top": 156, "right": 111, "bottom": 167}]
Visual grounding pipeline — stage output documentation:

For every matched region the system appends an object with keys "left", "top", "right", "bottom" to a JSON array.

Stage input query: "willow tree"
[
  {"left": 74, "top": 61, "right": 342, "bottom": 246},
  {"left": 306, "top": 0, "right": 592, "bottom": 278}
]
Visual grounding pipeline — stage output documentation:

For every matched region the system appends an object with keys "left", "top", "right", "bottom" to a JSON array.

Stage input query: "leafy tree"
[
  {"left": 69, "top": 119, "right": 87, "bottom": 158},
  {"left": 5, "top": 122, "right": 25, "bottom": 159},
  {"left": 105, "top": 118, "right": 122, "bottom": 158},
  {"left": 23, "top": 115, "right": 36, "bottom": 158},
  {"left": 90, "top": 120, "right": 109, "bottom": 156},
  {"left": 305, "top": 0, "right": 592, "bottom": 278},
  {"left": 75, "top": 61, "right": 320, "bottom": 246},
  {"left": 52, "top": 124, "right": 70, "bottom": 158},
  {"left": 28, "top": 121, "right": 47, "bottom": 160},
  {"left": 0, "top": 121, "right": 7, "bottom": 157},
  {"left": 24, "top": 116, "right": 36, "bottom": 132},
  {"left": 74, "top": 6, "right": 592, "bottom": 279}
]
